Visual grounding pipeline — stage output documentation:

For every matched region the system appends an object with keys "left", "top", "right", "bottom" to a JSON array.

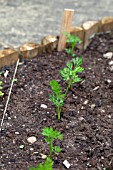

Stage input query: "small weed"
[
  {"left": 0, "top": 81, "right": 4, "bottom": 97},
  {"left": 13, "top": 78, "right": 18, "bottom": 83}
]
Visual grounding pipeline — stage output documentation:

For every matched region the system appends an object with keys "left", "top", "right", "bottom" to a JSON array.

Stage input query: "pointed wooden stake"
[{"left": 57, "top": 9, "right": 74, "bottom": 51}]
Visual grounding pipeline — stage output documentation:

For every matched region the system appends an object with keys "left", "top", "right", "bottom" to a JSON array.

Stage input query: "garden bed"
[{"left": 0, "top": 32, "right": 113, "bottom": 170}]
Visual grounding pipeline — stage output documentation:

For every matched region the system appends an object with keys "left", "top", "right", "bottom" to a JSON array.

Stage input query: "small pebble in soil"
[
  {"left": 108, "top": 60, "right": 113, "bottom": 65},
  {"left": 27, "top": 136, "right": 37, "bottom": 144},
  {"left": 40, "top": 104, "right": 47, "bottom": 109},
  {"left": 15, "top": 132, "right": 19, "bottom": 135},
  {"left": 79, "top": 117, "right": 84, "bottom": 121},
  {"left": 40, "top": 153, "right": 47, "bottom": 159},
  {"left": 105, "top": 79, "right": 112, "bottom": 84},
  {"left": 93, "top": 86, "right": 99, "bottom": 91},
  {"left": 4, "top": 70, "right": 9, "bottom": 78},
  {"left": 109, "top": 65, "right": 113, "bottom": 72},
  {"left": 103, "top": 52, "right": 113, "bottom": 59},
  {"left": 91, "top": 104, "right": 96, "bottom": 110},
  {"left": 13, "top": 140, "right": 16, "bottom": 144},
  {"left": 30, "top": 148, "right": 34, "bottom": 151},
  {"left": 98, "top": 108, "right": 105, "bottom": 113},
  {"left": 83, "top": 99, "right": 89, "bottom": 105},
  {"left": 63, "top": 160, "right": 71, "bottom": 169}
]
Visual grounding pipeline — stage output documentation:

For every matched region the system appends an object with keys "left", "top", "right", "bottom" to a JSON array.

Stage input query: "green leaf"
[
  {"left": 73, "top": 77, "right": 82, "bottom": 83},
  {"left": 60, "top": 68, "right": 70, "bottom": 81},
  {"left": 72, "top": 57, "right": 83, "bottom": 67},
  {"left": 49, "top": 94, "right": 64, "bottom": 107},
  {"left": 66, "top": 62, "right": 73, "bottom": 69},
  {"left": 54, "top": 146, "right": 62, "bottom": 153},
  {"left": 72, "top": 53, "right": 75, "bottom": 57},
  {"left": 74, "top": 36, "right": 82, "bottom": 44},
  {"left": 49, "top": 80, "right": 61, "bottom": 95},
  {"left": 74, "top": 66, "right": 84, "bottom": 73},
  {"left": 60, "top": 57, "right": 84, "bottom": 89},
  {"left": 42, "top": 127, "right": 63, "bottom": 140},
  {"left": 49, "top": 80, "right": 65, "bottom": 108},
  {"left": 29, "top": 157, "right": 53, "bottom": 170},
  {"left": 65, "top": 48, "right": 71, "bottom": 54},
  {"left": 0, "top": 91, "right": 4, "bottom": 96}
]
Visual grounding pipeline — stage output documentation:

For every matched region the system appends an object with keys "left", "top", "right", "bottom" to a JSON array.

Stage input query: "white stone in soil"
[
  {"left": 91, "top": 104, "right": 96, "bottom": 110},
  {"left": 79, "top": 117, "right": 84, "bottom": 121},
  {"left": 13, "top": 140, "right": 16, "bottom": 144},
  {"left": 40, "top": 104, "right": 47, "bottom": 109},
  {"left": 15, "top": 132, "right": 19, "bottom": 135},
  {"left": 108, "top": 60, "right": 113, "bottom": 65},
  {"left": 106, "top": 79, "right": 111, "bottom": 83},
  {"left": 27, "top": 136, "right": 37, "bottom": 144},
  {"left": 30, "top": 148, "right": 34, "bottom": 151},
  {"left": 4, "top": 70, "right": 9, "bottom": 78},
  {"left": 109, "top": 65, "right": 113, "bottom": 72},
  {"left": 103, "top": 52, "right": 113, "bottom": 59},
  {"left": 40, "top": 153, "right": 47, "bottom": 159},
  {"left": 63, "top": 160, "right": 71, "bottom": 169},
  {"left": 93, "top": 86, "right": 99, "bottom": 91},
  {"left": 108, "top": 115, "right": 111, "bottom": 119},
  {"left": 83, "top": 100, "right": 88, "bottom": 105}
]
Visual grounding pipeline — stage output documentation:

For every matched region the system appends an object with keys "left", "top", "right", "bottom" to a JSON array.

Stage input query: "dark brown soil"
[{"left": 0, "top": 33, "right": 113, "bottom": 170}]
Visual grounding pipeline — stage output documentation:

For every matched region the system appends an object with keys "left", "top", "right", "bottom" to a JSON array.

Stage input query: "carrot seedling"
[
  {"left": 42, "top": 127, "right": 63, "bottom": 159},
  {"left": 64, "top": 32, "right": 82, "bottom": 57},
  {"left": 49, "top": 80, "right": 65, "bottom": 120},
  {"left": 29, "top": 157, "right": 53, "bottom": 170},
  {"left": 60, "top": 57, "right": 84, "bottom": 95}
]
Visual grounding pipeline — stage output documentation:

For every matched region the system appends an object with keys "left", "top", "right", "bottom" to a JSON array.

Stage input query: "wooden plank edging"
[
  {"left": 0, "top": 49, "right": 18, "bottom": 69},
  {"left": 58, "top": 9, "right": 74, "bottom": 51},
  {"left": 0, "top": 16, "right": 113, "bottom": 69}
]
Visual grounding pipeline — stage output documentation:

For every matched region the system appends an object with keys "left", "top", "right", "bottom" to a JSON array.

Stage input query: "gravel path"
[{"left": 0, "top": 0, "right": 113, "bottom": 49}]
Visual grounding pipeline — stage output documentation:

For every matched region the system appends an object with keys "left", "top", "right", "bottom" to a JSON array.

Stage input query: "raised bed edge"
[{"left": 0, "top": 16, "right": 113, "bottom": 69}]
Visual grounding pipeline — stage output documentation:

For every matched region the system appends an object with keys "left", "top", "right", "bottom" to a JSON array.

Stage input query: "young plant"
[
  {"left": 42, "top": 127, "right": 63, "bottom": 159},
  {"left": 60, "top": 57, "right": 84, "bottom": 95},
  {"left": 0, "top": 81, "right": 4, "bottom": 97},
  {"left": 64, "top": 32, "right": 82, "bottom": 57},
  {"left": 49, "top": 80, "right": 65, "bottom": 120},
  {"left": 29, "top": 157, "right": 53, "bottom": 170},
  {"left": 13, "top": 78, "right": 18, "bottom": 83}
]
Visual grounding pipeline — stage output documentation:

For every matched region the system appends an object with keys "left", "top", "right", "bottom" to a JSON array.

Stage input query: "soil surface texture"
[
  {"left": 0, "top": 32, "right": 113, "bottom": 170},
  {"left": 0, "top": 0, "right": 113, "bottom": 49}
]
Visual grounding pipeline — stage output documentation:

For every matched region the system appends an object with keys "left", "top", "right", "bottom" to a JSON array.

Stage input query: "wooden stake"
[{"left": 58, "top": 9, "right": 74, "bottom": 51}]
